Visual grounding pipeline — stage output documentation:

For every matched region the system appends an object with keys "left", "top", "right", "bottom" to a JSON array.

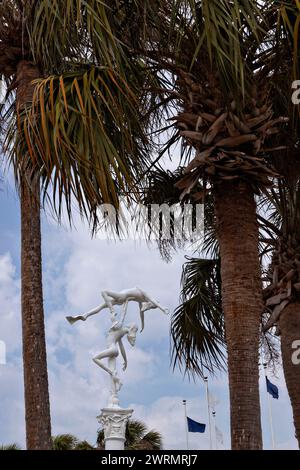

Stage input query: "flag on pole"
[
  {"left": 266, "top": 377, "right": 279, "bottom": 399},
  {"left": 187, "top": 417, "right": 206, "bottom": 433}
]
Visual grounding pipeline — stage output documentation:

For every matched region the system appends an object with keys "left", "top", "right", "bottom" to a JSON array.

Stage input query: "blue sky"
[{"left": 0, "top": 172, "right": 298, "bottom": 450}]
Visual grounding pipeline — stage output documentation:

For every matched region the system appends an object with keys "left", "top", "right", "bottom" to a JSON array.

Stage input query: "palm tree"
[
  {"left": 0, "top": 0, "right": 295, "bottom": 451},
  {"left": 257, "top": 1, "right": 300, "bottom": 446},
  {"left": 138, "top": 1, "right": 268, "bottom": 449},
  {"left": 52, "top": 434, "right": 94, "bottom": 450},
  {"left": 0, "top": 1, "right": 152, "bottom": 449},
  {"left": 97, "top": 419, "right": 162, "bottom": 450},
  {"left": 260, "top": 182, "right": 300, "bottom": 447},
  {"left": 170, "top": 181, "right": 300, "bottom": 447},
  {"left": 138, "top": 1, "right": 295, "bottom": 449}
]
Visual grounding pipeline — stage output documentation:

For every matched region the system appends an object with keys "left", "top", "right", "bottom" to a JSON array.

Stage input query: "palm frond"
[
  {"left": 126, "top": 420, "right": 147, "bottom": 447},
  {"left": 278, "top": 0, "right": 300, "bottom": 79},
  {"left": 74, "top": 440, "right": 94, "bottom": 450},
  {"left": 258, "top": 179, "right": 300, "bottom": 332},
  {"left": 137, "top": 431, "right": 162, "bottom": 450},
  {"left": 52, "top": 434, "right": 79, "bottom": 450},
  {"left": 10, "top": 65, "right": 150, "bottom": 226},
  {"left": 171, "top": 257, "right": 226, "bottom": 378},
  {"left": 26, "top": 1, "right": 134, "bottom": 75}
]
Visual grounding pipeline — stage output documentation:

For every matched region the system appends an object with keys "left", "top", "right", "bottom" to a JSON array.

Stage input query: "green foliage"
[
  {"left": 0, "top": 443, "right": 21, "bottom": 450},
  {"left": 52, "top": 433, "right": 79, "bottom": 450},
  {"left": 171, "top": 257, "right": 225, "bottom": 378},
  {"left": 73, "top": 440, "right": 95, "bottom": 450},
  {"left": 0, "top": 0, "right": 154, "bottom": 228},
  {"left": 52, "top": 434, "right": 94, "bottom": 450},
  {"left": 16, "top": 65, "right": 149, "bottom": 224}
]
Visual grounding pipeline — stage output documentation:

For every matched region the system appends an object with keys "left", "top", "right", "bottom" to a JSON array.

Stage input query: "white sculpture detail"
[
  {"left": 98, "top": 408, "right": 133, "bottom": 450},
  {"left": 66, "top": 287, "right": 169, "bottom": 331},
  {"left": 66, "top": 287, "right": 169, "bottom": 409},
  {"left": 94, "top": 322, "right": 138, "bottom": 407}
]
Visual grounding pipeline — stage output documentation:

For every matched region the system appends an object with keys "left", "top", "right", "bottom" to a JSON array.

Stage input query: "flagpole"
[
  {"left": 183, "top": 400, "right": 189, "bottom": 450},
  {"left": 212, "top": 411, "right": 217, "bottom": 450},
  {"left": 204, "top": 377, "right": 212, "bottom": 450},
  {"left": 263, "top": 363, "right": 276, "bottom": 450}
]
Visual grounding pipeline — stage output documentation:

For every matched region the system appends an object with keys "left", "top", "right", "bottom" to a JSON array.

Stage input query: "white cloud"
[
  {"left": 0, "top": 253, "right": 21, "bottom": 356},
  {"left": 0, "top": 362, "right": 25, "bottom": 446},
  {"left": 0, "top": 217, "right": 299, "bottom": 450}
]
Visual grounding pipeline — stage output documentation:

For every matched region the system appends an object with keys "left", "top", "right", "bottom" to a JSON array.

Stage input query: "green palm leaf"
[
  {"left": 52, "top": 434, "right": 79, "bottom": 450},
  {"left": 74, "top": 440, "right": 95, "bottom": 450},
  {"left": 11, "top": 65, "right": 149, "bottom": 225},
  {"left": 131, "top": 430, "right": 162, "bottom": 450},
  {"left": 171, "top": 257, "right": 225, "bottom": 378}
]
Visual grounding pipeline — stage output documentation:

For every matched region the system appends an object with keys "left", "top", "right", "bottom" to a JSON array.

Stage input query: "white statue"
[
  {"left": 66, "top": 287, "right": 169, "bottom": 331},
  {"left": 66, "top": 287, "right": 169, "bottom": 408},
  {"left": 93, "top": 322, "right": 138, "bottom": 407}
]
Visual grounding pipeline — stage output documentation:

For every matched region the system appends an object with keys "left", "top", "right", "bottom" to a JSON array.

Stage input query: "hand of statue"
[{"left": 122, "top": 362, "right": 127, "bottom": 371}]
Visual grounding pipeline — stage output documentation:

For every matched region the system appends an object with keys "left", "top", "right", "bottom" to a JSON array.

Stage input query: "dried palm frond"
[
  {"left": 171, "top": 70, "right": 288, "bottom": 196},
  {"left": 260, "top": 181, "right": 300, "bottom": 332}
]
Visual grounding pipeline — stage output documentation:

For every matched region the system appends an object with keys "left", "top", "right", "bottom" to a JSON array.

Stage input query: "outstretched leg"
[
  {"left": 139, "top": 301, "right": 155, "bottom": 331},
  {"left": 66, "top": 302, "right": 110, "bottom": 324},
  {"left": 108, "top": 357, "right": 122, "bottom": 392}
]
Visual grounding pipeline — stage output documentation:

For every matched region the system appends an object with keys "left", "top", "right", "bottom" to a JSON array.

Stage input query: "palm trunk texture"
[
  {"left": 214, "top": 181, "right": 263, "bottom": 450},
  {"left": 16, "top": 60, "right": 52, "bottom": 450}
]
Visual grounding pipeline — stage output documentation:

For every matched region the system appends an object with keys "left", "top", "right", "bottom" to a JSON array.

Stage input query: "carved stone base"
[{"left": 97, "top": 407, "right": 133, "bottom": 450}]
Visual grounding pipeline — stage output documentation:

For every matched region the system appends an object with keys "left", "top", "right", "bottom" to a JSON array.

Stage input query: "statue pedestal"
[{"left": 97, "top": 407, "right": 133, "bottom": 450}]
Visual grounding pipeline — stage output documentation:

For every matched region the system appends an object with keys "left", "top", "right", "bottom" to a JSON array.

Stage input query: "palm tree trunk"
[
  {"left": 17, "top": 60, "right": 52, "bottom": 450},
  {"left": 214, "top": 181, "right": 263, "bottom": 450},
  {"left": 279, "top": 301, "right": 300, "bottom": 447}
]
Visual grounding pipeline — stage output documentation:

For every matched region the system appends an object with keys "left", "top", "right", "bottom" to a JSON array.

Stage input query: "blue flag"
[
  {"left": 266, "top": 376, "right": 279, "bottom": 399},
  {"left": 187, "top": 417, "right": 206, "bottom": 433}
]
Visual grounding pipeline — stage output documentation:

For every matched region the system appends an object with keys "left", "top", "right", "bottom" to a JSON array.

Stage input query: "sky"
[{"left": 0, "top": 170, "right": 298, "bottom": 450}]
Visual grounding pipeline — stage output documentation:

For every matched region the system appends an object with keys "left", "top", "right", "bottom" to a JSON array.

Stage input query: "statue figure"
[
  {"left": 66, "top": 287, "right": 169, "bottom": 408},
  {"left": 92, "top": 322, "right": 138, "bottom": 408},
  {"left": 66, "top": 286, "right": 169, "bottom": 331}
]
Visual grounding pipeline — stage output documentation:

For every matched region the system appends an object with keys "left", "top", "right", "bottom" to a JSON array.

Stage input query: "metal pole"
[
  {"left": 212, "top": 411, "right": 217, "bottom": 450},
  {"left": 204, "top": 377, "right": 212, "bottom": 450},
  {"left": 183, "top": 399, "right": 189, "bottom": 450},
  {"left": 263, "top": 363, "right": 276, "bottom": 450}
]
